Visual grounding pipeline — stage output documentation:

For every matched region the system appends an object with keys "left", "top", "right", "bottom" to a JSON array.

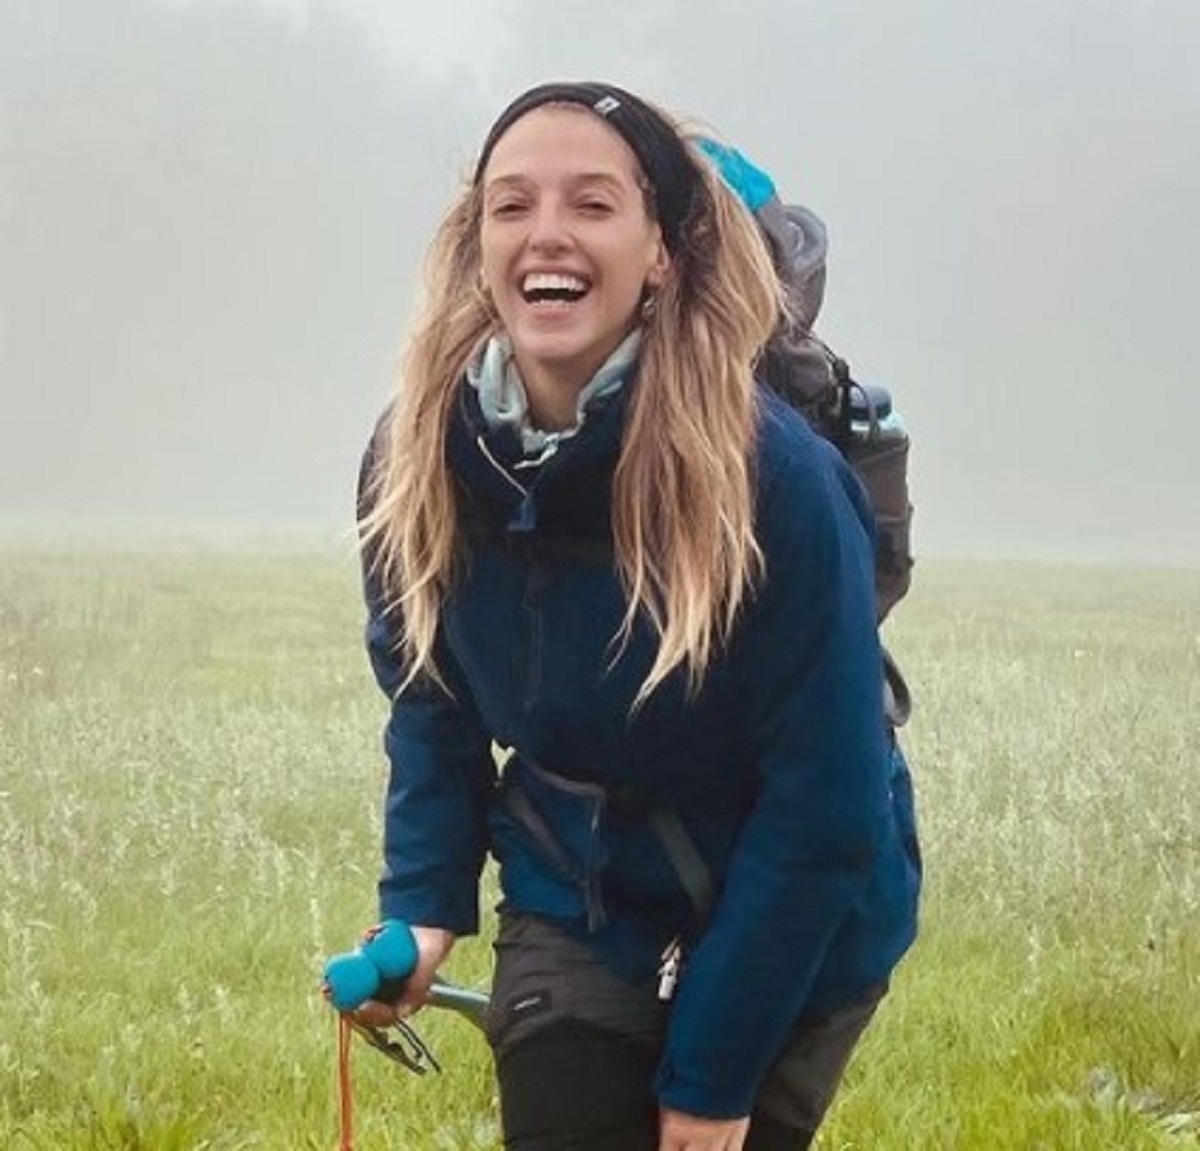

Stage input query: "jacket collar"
[{"left": 448, "top": 375, "right": 631, "bottom": 542}]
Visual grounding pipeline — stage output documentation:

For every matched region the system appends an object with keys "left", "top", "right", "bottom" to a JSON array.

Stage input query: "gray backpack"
[{"left": 753, "top": 197, "right": 915, "bottom": 628}]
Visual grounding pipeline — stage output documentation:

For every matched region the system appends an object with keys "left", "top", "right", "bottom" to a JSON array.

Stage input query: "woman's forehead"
[{"left": 481, "top": 106, "right": 644, "bottom": 186}]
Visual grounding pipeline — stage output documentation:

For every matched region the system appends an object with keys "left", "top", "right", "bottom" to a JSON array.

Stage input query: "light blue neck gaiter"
[{"left": 466, "top": 330, "right": 642, "bottom": 469}]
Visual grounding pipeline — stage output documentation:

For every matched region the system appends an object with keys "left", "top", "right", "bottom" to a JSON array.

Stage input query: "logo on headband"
[{"left": 593, "top": 95, "right": 621, "bottom": 117}]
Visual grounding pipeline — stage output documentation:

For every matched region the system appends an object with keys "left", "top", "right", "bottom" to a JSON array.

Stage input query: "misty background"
[{"left": 2, "top": 0, "right": 1197, "bottom": 565}]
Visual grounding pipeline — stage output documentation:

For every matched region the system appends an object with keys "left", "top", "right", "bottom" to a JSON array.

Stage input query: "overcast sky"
[{"left": 2, "top": 0, "right": 1197, "bottom": 565}]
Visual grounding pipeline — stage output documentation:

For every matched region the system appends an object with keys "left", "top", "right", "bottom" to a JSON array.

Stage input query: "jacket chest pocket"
[{"left": 518, "top": 555, "right": 629, "bottom": 712}]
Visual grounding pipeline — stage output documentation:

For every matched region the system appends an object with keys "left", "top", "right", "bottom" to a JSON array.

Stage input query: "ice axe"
[
  {"left": 321, "top": 919, "right": 492, "bottom": 1149},
  {"left": 322, "top": 918, "right": 489, "bottom": 1074}
]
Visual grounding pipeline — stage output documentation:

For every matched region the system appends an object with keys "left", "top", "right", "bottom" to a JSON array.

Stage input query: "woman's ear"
[{"left": 645, "top": 237, "right": 672, "bottom": 290}]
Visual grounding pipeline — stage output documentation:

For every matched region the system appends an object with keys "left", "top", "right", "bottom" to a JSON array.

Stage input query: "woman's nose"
[{"left": 527, "top": 203, "right": 570, "bottom": 251}]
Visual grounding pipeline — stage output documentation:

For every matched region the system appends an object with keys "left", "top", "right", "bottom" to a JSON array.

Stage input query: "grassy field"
[{"left": 0, "top": 546, "right": 1196, "bottom": 1149}]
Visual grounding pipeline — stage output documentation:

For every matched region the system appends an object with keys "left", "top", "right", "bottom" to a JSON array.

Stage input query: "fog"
[{"left": 2, "top": 0, "right": 1197, "bottom": 565}]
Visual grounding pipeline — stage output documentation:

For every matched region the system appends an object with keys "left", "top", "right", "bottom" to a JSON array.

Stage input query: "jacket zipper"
[
  {"left": 475, "top": 433, "right": 544, "bottom": 712},
  {"left": 474, "top": 434, "right": 609, "bottom": 929}
]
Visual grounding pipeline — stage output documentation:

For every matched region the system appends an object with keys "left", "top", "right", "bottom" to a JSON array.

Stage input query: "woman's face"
[{"left": 479, "top": 106, "right": 669, "bottom": 418}]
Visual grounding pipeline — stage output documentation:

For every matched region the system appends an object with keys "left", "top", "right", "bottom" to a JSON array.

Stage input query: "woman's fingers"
[
  {"left": 355, "top": 925, "right": 457, "bottom": 1022},
  {"left": 351, "top": 997, "right": 402, "bottom": 1028},
  {"left": 400, "top": 924, "right": 456, "bottom": 1010},
  {"left": 658, "top": 1107, "right": 749, "bottom": 1151}
]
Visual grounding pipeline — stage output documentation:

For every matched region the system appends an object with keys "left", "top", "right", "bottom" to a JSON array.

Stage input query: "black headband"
[{"left": 473, "top": 81, "right": 700, "bottom": 254}]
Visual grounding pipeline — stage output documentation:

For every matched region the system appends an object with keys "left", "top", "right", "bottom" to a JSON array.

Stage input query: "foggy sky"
[{"left": 2, "top": 0, "right": 1198, "bottom": 565}]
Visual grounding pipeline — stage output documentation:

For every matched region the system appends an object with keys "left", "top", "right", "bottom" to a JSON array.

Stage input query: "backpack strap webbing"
[
  {"left": 882, "top": 647, "right": 912, "bottom": 728},
  {"left": 651, "top": 809, "right": 716, "bottom": 930}
]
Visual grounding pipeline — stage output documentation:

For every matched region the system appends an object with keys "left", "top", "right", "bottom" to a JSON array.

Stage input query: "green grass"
[{"left": 0, "top": 548, "right": 1196, "bottom": 1148}]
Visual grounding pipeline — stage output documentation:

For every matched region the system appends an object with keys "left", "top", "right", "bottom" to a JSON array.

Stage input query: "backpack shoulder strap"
[{"left": 650, "top": 809, "right": 716, "bottom": 931}]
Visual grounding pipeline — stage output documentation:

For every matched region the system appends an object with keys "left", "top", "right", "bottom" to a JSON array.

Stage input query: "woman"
[{"left": 355, "top": 81, "right": 920, "bottom": 1151}]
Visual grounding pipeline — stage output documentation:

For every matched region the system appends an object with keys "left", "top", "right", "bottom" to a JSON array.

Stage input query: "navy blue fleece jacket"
[{"left": 360, "top": 381, "right": 920, "bottom": 1118}]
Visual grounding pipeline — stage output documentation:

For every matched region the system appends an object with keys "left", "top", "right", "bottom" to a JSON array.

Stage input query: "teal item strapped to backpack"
[{"left": 695, "top": 138, "right": 915, "bottom": 631}]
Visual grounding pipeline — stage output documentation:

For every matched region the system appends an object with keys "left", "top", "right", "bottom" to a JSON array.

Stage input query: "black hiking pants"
[{"left": 485, "top": 914, "right": 884, "bottom": 1150}]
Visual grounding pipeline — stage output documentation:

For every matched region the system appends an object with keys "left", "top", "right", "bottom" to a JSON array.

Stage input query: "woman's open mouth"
[{"left": 520, "top": 272, "right": 591, "bottom": 307}]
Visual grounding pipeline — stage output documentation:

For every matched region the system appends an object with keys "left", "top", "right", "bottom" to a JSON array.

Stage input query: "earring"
[{"left": 641, "top": 291, "right": 657, "bottom": 321}]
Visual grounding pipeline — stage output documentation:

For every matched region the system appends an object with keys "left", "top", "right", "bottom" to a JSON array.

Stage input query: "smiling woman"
[
  {"left": 476, "top": 106, "right": 670, "bottom": 430},
  {"left": 349, "top": 81, "right": 921, "bottom": 1151}
]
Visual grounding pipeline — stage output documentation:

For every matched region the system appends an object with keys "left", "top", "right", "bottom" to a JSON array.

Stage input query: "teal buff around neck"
[{"left": 466, "top": 330, "right": 641, "bottom": 469}]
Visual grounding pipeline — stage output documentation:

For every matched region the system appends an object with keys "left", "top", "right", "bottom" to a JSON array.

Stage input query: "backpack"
[
  {"left": 694, "top": 140, "right": 914, "bottom": 721},
  {"left": 755, "top": 198, "right": 914, "bottom": 624}
]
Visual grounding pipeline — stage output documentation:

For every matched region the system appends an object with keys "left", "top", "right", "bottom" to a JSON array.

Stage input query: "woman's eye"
[
  {"left": 578, "top": 200, "right": 614, "bottom": 216},
  {"left": 491, "top": 201, "right": 527, "bottom": 218}
]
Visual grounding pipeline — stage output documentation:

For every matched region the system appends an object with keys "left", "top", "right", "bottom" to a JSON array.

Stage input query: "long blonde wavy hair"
[{"left": 359, "top": 112, "right": 782, "bottom": 706}]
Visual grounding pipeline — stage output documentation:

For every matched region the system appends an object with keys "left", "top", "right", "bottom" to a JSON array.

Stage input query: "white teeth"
[{"left": 522, "top": 272, "right": 588, "bottom": 294}]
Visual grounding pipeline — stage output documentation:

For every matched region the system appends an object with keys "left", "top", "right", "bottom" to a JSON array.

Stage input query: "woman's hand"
[
  {"left": 658, "top": 1107, "right": 750, "bottom": 1151},
  {"left": 351, "top": 925, "right": 456, "bottom": 1027}
]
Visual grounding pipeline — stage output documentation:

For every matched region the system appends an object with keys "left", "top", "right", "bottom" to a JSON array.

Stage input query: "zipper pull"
[{"left": 658, "top": 938, "right": 682, "bottom": 1002}]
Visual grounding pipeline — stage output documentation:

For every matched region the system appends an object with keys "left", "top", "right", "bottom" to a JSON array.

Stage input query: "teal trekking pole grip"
[{"left": 322, "top": 918, "right": 489, "bottom": 1031}]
